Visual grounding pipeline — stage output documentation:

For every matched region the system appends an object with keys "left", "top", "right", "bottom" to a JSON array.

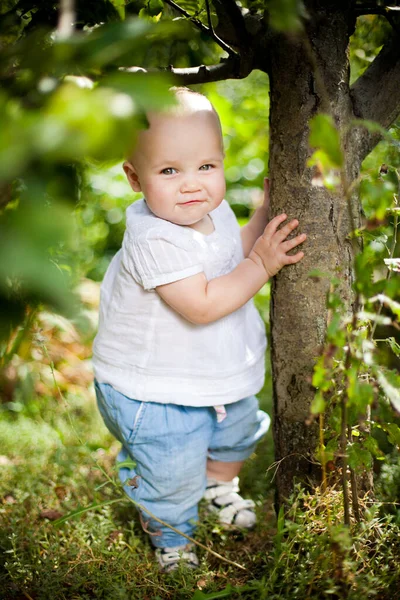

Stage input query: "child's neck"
[{"left": 187, "top": 214, "right": 215, "bottom": 236}]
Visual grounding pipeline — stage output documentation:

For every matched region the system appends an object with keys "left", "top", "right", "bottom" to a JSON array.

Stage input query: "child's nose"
[{"left": 180, "top": 173, "right": 201, "bottom": 193}]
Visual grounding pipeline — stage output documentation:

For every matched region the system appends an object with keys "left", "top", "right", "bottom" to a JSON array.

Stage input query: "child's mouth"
[{"left": 179, "top": 200, "right": 204, "bottom": 206}]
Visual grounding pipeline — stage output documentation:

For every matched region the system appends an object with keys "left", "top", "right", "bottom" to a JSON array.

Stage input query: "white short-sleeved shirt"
[{"left": 92, "top": 199, "right": 267, "bottom": 406}]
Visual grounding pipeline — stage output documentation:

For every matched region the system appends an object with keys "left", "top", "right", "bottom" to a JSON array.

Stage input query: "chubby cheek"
[
  {"left": 143, "top": 179, "right": 175, "bottom": 218},
  {"left": 211, "top": 174, "right": 226, "bottom": 204}
]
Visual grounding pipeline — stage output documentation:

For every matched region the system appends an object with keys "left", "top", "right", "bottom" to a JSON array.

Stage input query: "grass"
[
  {"left": 1, "top": 286, "right": 400, "bottom": 599},
  {"left": 0, "top": 382, "right": 276, "bottom": 599}
]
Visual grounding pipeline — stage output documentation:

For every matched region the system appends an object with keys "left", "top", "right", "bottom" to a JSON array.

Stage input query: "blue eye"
[
  {"left": 199, "top": 164, "right": 213, "bottom": 171},
  {"left": 161, "top": 168, "right": 176, "bottom": 175}
]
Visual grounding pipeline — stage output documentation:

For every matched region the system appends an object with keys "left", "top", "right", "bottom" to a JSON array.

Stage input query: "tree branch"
[
  {"left": 213, "top": 0, "right": 249, "bottom": 49},
  {"left": 354, "top": 0, "right": 400, "bottom": 14},
  {"left": 163, "top": 0, "right": 237, "bottom": 56},
  {"left": 353, "top": 2, "right": 400, "bottom": 34},
  {"left": 123, "top": 54, "right": 250, "bottom": 84},
  {"left": 351, "top": 32, "right": 400, "bottom": 162},
  {"left": 163, "top": 0, "right": 210, "bottom": 35}
]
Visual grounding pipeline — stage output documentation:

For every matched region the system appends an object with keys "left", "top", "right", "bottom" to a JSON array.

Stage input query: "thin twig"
[
  {"left": 266, "top": 453, "right": 321, "bottom": 482},
  {"left": 126, "top": 495, "right": 248, "bottom": 571},
  {"left": 164, "top": 0, "right": 236, "bottom": 56},
  {"left": 340, "top": 383, "right": 351, "bottom": 526},
  {"left": 204, "top": 0, "right": 234, "bottom": 55}
]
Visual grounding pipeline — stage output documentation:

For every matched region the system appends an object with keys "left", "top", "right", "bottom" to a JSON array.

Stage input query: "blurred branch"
[
  {"left": 351, "top": 32, "right": 400, "bottom": 161},
  {"left": 123, "top": 53, "right": 251, "bottom": 83},
  {"left": 163, "top": 0, "right": 237, "bottom": 56},
  {"left": 354, "top": 1, "right": 400, "bottom": 32},
  {"left": 213, "top": 0, "right": 249, "bottom": 48},
  {"left": 57, "top": 0, "right": 76, "bottom": 39}
]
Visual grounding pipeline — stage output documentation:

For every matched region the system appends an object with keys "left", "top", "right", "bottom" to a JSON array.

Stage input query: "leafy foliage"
[
  {"left": 0, "top": 10, "right": 188, "bottom": 342},
  {"left": 308, "top": 108, "right": 400, "bottom": 523}
]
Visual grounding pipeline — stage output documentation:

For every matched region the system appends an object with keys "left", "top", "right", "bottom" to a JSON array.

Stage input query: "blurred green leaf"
[
  {"left": 266, "top": 0, "right": 306, "bottom": 32},
  {"left": 310, "top": 391, "right": 326, "bottom": 415},
  {"left": 147, "top": 0, "right": 164, "bottom": 17},
  {"left": 386, "top": 337, "right": 400, "bottom": 358},
  {"left": 377, "top": 369, "right": 400, "bottom": 414},
  {"left": 309, "top": 114, "right": 344, "bottom": 168},
  {"left": 369, "top": 294, "right": 400, "bottom": 320}
]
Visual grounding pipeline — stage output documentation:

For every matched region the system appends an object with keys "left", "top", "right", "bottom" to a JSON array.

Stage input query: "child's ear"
[{"left": 123, "top": 161, "right": 141, "bottom": 192}]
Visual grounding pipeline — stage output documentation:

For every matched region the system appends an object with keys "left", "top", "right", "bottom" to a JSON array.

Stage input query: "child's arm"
[
  {"left": 240, "top": 178, "right": 270, "bottom": 257},
  {"left": 156, "top": 213, "right": 306, "bottom": 325}
]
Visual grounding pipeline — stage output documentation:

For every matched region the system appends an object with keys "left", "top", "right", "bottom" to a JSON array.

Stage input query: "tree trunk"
[{"left": 266, "top": 5, "right": 362, "bottom": 504}]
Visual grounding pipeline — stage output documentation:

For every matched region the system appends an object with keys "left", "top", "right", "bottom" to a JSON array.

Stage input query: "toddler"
[{"left": 92, "top": 87, "right": 306, "bottom": 572}]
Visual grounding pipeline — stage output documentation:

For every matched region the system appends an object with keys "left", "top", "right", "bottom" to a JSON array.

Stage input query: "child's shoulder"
[
  {"left": 126, "top": 200, "right": 174, "bottom": 233},
  {"left": 125, "top": 199, "right": 190, "bottom": 244}
]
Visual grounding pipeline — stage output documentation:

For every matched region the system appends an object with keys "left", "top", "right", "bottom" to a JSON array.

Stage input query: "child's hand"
[
  {"left": 263, "top": 178, "right": 271, "bottom": 217},
  {"left": 249, "top": 214, "right": 306, "bottom": 278}
]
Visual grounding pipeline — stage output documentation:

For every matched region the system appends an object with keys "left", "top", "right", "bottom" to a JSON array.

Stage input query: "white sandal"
[
  {"left": 155, "top": 543, "right": 199, "bottom": 572},
  {"left": 204, "top": 477, "right": 256, "bottom": 529}
]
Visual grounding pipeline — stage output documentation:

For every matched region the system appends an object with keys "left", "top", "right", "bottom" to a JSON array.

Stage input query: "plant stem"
[
  {"left": 340, "top": 392, "right": 350, "bottom": 526},
  {"left": 320, "top": 414, "right": 327, "bottom": 493},
  {"left": 371, "top": 211, "right": 399, "bottom": 339},
  {"left": 348, "top": 424, "right": 361, "bottom": 522}
]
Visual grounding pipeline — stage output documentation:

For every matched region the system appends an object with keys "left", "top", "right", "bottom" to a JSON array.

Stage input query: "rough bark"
[
  {"left": 351, "top": 31, "right": 400, "bottom": 163},
  {"left": 267, "top": 4, "right": 362, "bottom": 504}
]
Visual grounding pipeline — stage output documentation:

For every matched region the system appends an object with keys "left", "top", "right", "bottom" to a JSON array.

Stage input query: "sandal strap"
[
  {"left": 156, "top": 545, "right": 199, "bottom": 571},
  {"left": 204, "top": 476, "right": 239, "bottom": 501},
  {"left": 204, "top": 477, "right": 256, "bottom": 528}
]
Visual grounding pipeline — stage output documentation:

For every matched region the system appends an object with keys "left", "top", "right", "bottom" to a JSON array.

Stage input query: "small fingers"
[
  {"left": 262, "top": 213, "right": 288, "bottom": 237},
  {"left": 284, "top": 251, "right": 304, "bottom": 265},
  {"left": 282, "top": 233, "right": 307, "bottom": 252},
  {"left": 274, "top": 219, "right": 300, "bottom": 243}
]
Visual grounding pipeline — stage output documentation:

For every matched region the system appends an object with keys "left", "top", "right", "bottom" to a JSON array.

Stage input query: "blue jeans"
[{"left": 94, "top": 381, "right": 270, "bottom": 548}]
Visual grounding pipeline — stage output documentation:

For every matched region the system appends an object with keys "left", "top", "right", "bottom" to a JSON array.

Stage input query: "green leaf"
[
  {"left": 52, "top": 498, "right": 122, "bottom": 526},
  {"left": 386, "top": 337, "right": 400, "bottom": 358},
  {"left": 381, "top": 423, "right": 400, "bottom": 446},
  {"left": 191, "top": 587, "right": 235, "bottom": 600},
  {"left": 0, "top": 196, "right": 75, "bottom": 314},
  {"left": 266, "top": 0, "right": 307, "bottom": 32},
  {"left": 310, "top": 391, "right": 326, "bottom": 415},
  {"left": 115, "top": 458, "right": 137, "bottom": 470},
  {"left": 347, "top": 444, "right": 373, "bottom": 469},
  {"left": 369, "top": 294, "right": 400, "bottom": 320},
  {"left": 309, "top": 114, "right": 343, "bottom": 168},
  {"left": 100, "top": 71, "right": 175, "bottom": 112},
  {"left": 312, "top": 358, "right": 332, "bottom": 392},
  {"left": 110, "top": 0, "right": 126, "bottom": 18},
  {"left": 364, "top": 435, "right": 383, "bottom": 458},
  {"left": 376, "top": 370, "right": 400, "bottom": 414},
  {"left": 147, "top": 0, "right": 164, "bottom": 16}
]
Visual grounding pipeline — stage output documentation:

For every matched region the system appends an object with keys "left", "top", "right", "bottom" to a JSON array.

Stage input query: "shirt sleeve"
[{"left": 123, "top": 227, "right": 204, "bottom": 291}]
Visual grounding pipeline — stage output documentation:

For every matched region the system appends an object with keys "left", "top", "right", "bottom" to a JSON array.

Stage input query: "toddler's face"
[{"left": 123, "top": 109, "right": 226, "bottom": 227}]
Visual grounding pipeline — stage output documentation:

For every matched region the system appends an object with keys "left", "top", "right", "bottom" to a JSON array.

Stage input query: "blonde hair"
[{"left": 128, "top": 87, "right": 223, "bottom": 161}]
